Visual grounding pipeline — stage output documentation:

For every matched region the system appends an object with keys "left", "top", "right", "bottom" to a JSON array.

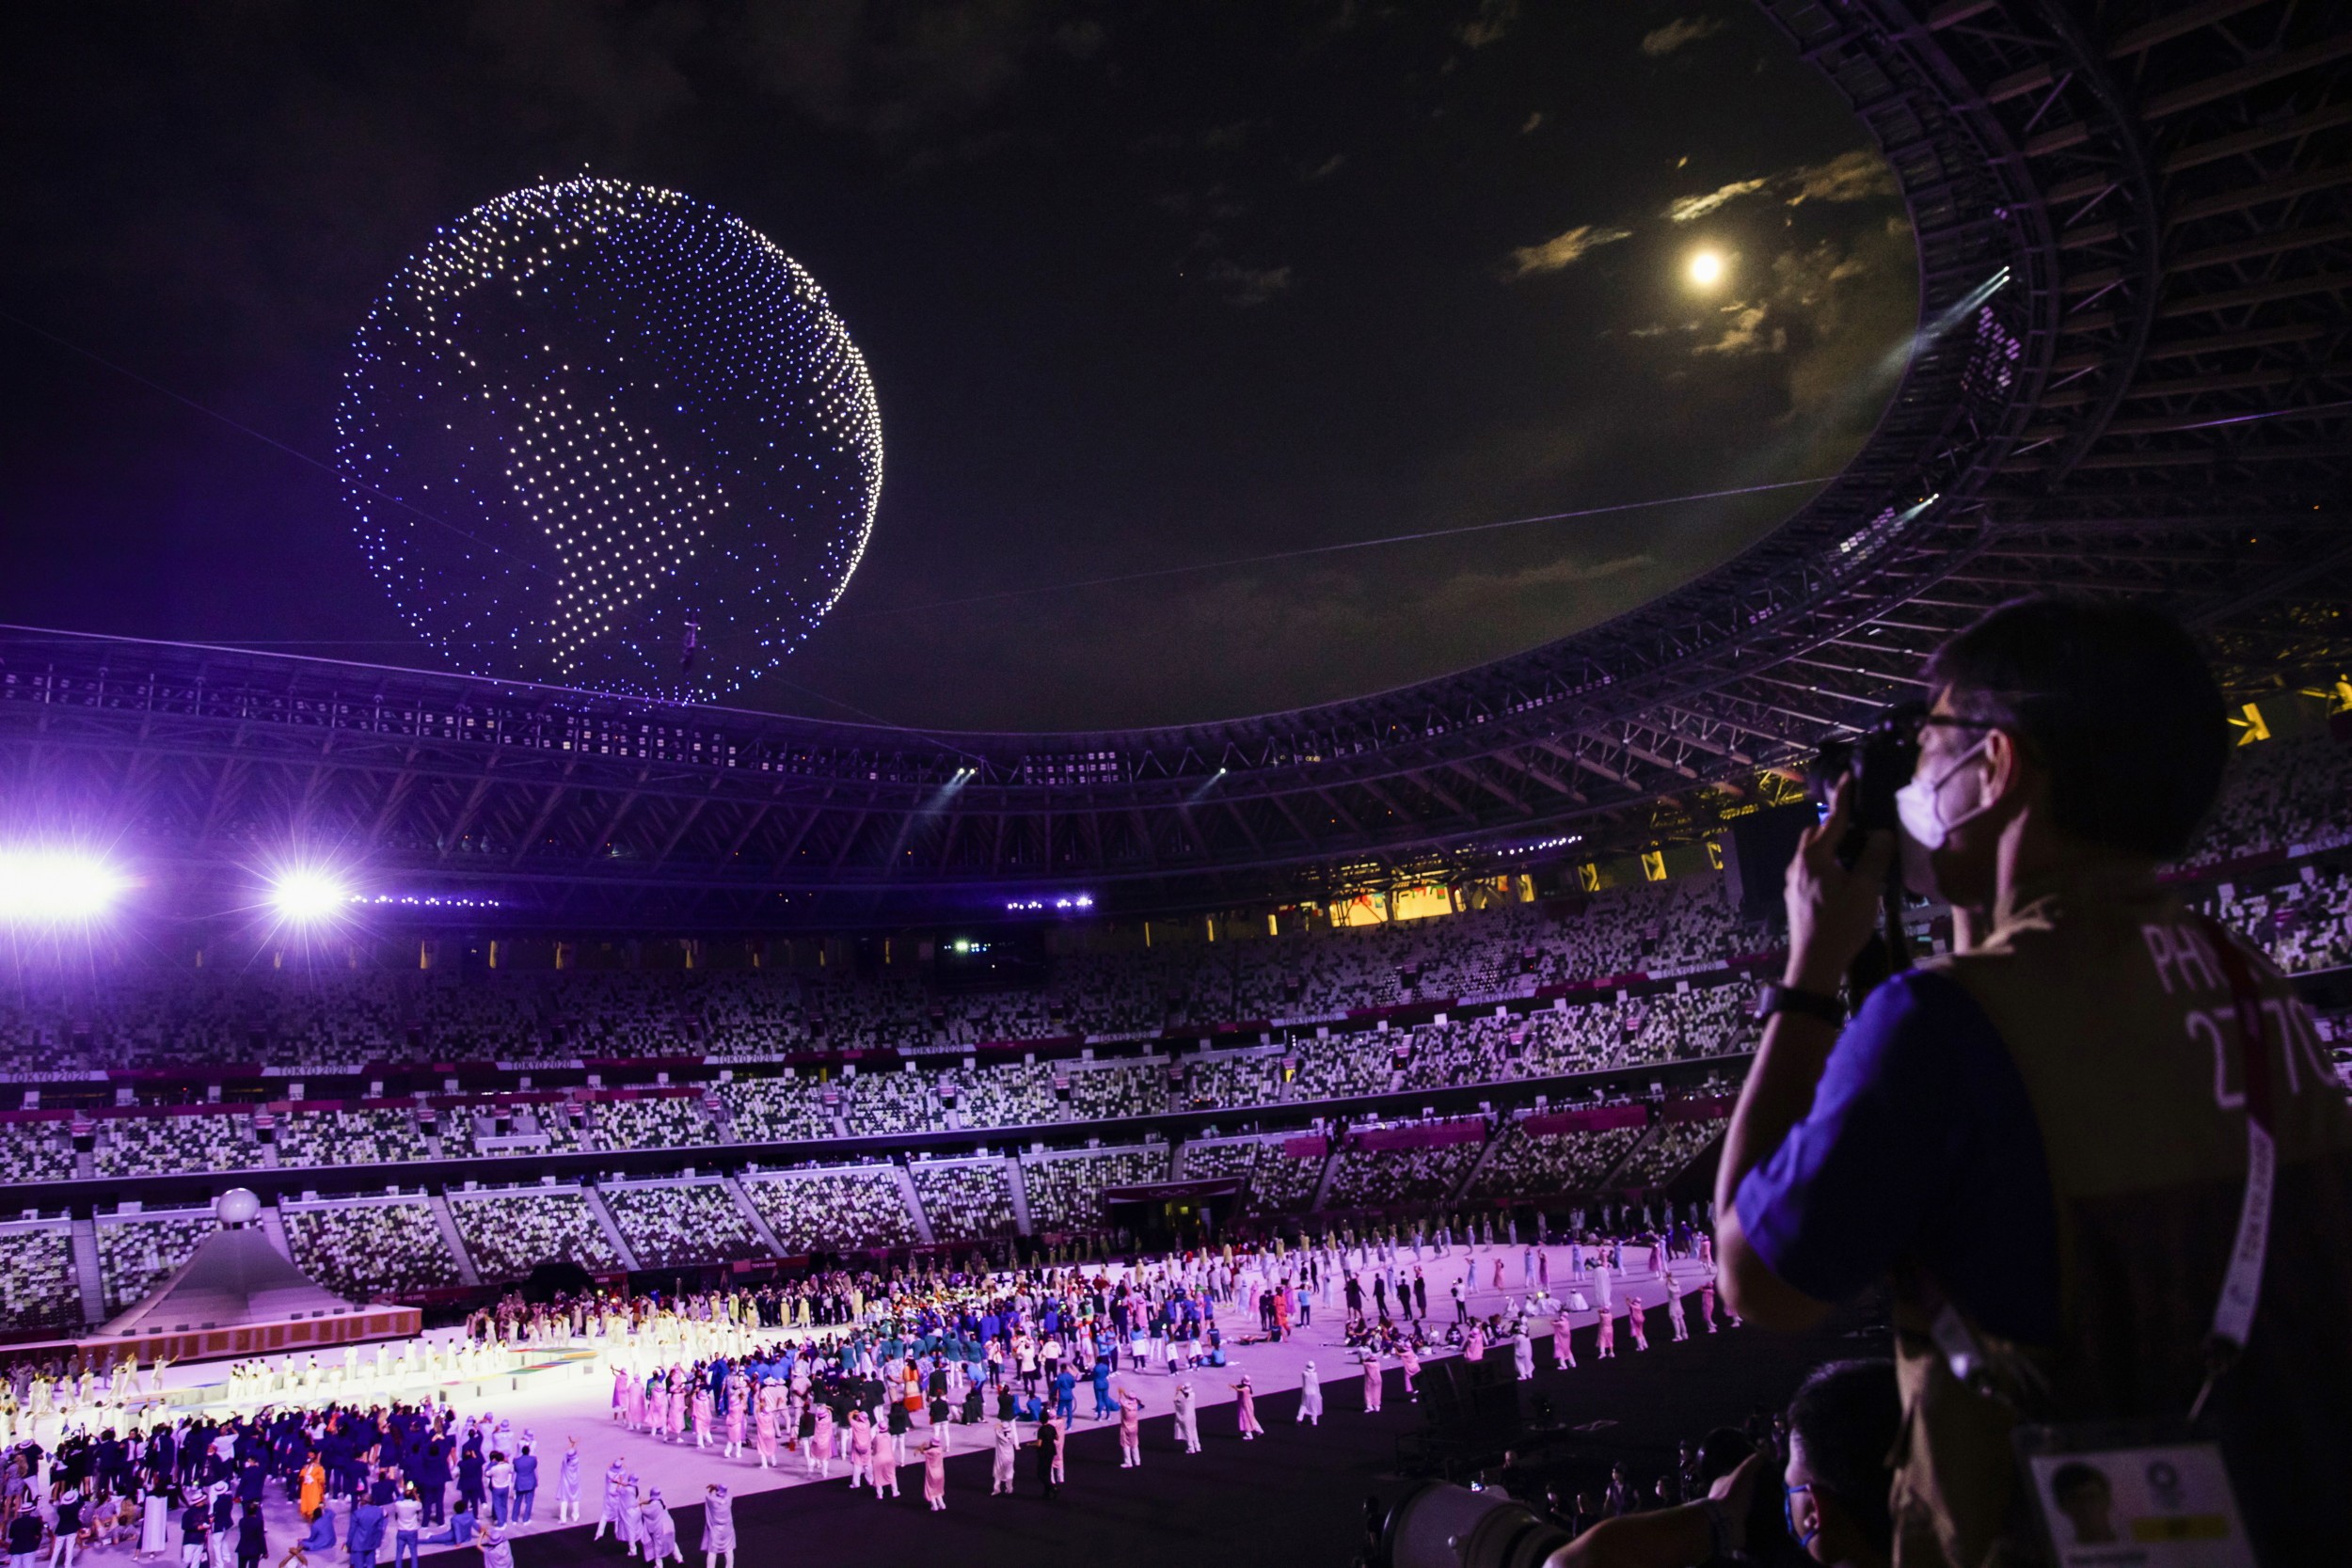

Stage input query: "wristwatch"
[{"left": 1753, "top": 983, "right": 1845, "bottom": 1025}]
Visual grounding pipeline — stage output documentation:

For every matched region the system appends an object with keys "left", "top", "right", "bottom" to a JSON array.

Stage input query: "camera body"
[
  {"left": 1849, "top": 702, "right": 1926, "bottom": 837},
  {"left": 1808, "top": 701, "right": 1924, "bottom": 864},
  {"left": 1804, "top": 702, "right": 1927, "bottom": 999}
]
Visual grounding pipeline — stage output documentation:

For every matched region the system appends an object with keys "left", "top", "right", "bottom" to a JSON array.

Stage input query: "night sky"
[{"left": 0, "top": 1, "right": 1915, "bottom": 733}]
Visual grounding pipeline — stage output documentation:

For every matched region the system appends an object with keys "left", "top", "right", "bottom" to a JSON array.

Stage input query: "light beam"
[{"left": 0, "top": 849, "right": 131, "bottom": 925}]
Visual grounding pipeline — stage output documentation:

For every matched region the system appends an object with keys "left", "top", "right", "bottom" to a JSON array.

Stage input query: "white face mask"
[{"left": 1894, "top": 736, "right": 1992, "bottom": 852}]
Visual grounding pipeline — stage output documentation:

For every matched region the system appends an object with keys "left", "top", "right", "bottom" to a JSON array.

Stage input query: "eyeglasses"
[
  {"left": 1875, "top": 700, "right": 2002, "bottom": 743},
  {"left": 1784, "top": 1482, "right": 1821, "bottom": 1547}
]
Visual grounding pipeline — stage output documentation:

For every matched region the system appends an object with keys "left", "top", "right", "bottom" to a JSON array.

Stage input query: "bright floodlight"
[
  {"left": 1688, "top": 248, "right": 1725, "bottom": 287},
  {"left": 269, "top": 869, "right": 350, "bottom": 924},
  {"left": 0, "top": 850, "right": 129, "bottom": 924}
]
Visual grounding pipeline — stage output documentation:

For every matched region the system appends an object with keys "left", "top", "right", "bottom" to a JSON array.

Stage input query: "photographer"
[
  {"left": 1712, "top": 596, "right": 2352, "bottom": 1565},
  {"left": 1373, "top": 1364, "right": 1900, "bottom": 1568}
]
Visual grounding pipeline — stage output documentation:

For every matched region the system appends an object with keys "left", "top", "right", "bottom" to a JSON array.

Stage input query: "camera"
[
  {"left": 1807, "top": 700, "right": 1924, "bottom": 861},
  {"left": 1371, "top": 1481, "right": 1575, "bottom": 1568},
  {"left": 1804, "top": 702, "right": 1927, "bottom": 999}
]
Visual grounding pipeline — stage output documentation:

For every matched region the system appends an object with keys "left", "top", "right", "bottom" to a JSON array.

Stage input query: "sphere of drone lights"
[{"left": 335, "top": 177, "right": 883, "bottom": 699}]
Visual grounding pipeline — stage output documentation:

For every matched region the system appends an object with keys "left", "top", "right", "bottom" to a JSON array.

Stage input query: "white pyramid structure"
[{"left": 101, "top": 1189, "right": 375, "bottom": 1337}]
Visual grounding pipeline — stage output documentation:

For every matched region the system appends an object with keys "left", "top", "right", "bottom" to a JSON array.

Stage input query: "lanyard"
[{"left": 2193, "top": 918, "right": 2279, "bottom": 1408}]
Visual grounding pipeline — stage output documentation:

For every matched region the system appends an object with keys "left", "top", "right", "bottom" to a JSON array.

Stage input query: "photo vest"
[{"left": 1888, "top": 874, "right": 2352, "bottom": 1567}]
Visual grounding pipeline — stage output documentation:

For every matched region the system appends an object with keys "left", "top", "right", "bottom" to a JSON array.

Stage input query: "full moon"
[{"left": 1688, "top": 248, "right": 1725, "bottom": 287}]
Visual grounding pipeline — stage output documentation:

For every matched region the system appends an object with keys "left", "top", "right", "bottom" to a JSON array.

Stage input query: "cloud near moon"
[
  {"left": 1641, "top": 16, "right": 1724, "bottom": 56},
  {"left": 1667, "top": 178, "right": 1768, "bottom": 223},
  {"left": 1504, "top": 223, "right": 1635, "bottom": 277},
  {"left": 1666, "top": 150, "right": 1900, "bottom": 224}
]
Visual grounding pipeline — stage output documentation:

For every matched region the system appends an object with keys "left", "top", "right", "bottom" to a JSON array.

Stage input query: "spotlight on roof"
[
  {"left": 0, "top": 849, "right": 131, "bottom": 925},
  {"left": 268, "top": 868, "right": 352, "bottom": 924}
]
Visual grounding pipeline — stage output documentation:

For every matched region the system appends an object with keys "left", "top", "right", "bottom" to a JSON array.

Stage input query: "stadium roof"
[{"left": 2, "top": 0, "right": 2345, "bottom": 924}]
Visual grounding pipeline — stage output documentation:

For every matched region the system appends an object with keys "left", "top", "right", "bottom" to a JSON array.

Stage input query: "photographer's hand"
[
  {"left": 1782, "top": 779, "right": 1895, "bottom": 993},
  {"left": 1710, "top": 781, "right": 1891, "bottom": 1333}
]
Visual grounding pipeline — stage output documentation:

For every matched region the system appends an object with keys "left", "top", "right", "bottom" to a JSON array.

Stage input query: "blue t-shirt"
[{"left": 1735, "top": 969, "right": 2061, "bottom": 1344}]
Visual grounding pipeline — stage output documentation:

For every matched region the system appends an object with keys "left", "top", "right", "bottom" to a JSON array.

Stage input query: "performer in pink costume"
[
  {"left": 1665, "top": 1286, "right": 1689, "bottom": 1342},
  {"left": 1629, "top": 1298, "right": 1651, "bottom": 1352},
  {"left": 627, "top": 1376, "right": 647, "bottom": 1432},
  {"left": 699, "top": 1484, "right": 732, "bottom": 1568},
  {"left": 1045, "top": 1412, "right": 1067, "bottom": 1486},
  {"left": 1597, "top": 1307, "right": 1617, "bottom": 1359},
  {"left": 692, "top": 1388, "right": 714, "bottom": 1449},
  {"left": 845, "top": 1412, "right": 874, "bottom": 1490},
  {"left": 807, "top": 1406, "right": 834, "bottom": 1479},
  {"left": 1699, "top": 1278, "right": 1719, "bottom": 1334},
  {"left": 1360, "top": 1349, "right": 1383, "bottom": 1414},
  {"left": 667, "top": 1378, "right": 687, "bottom": 1443},
  {"left": 753, "top": 1398, "right": 777, "bottom": 1469},
  {"left": 612, "top": 1370, "right": 631, "bottom": 1425},
  {"left": 1463, "top": 1325, "right": 1486, "bottom": 1363},
  {"left": 1399, "top": 1344, "right": 1422, "bottom": 1402},
  {"left": 724, "top": 1394, "right": 744, "bottom": 1459},
  {"left": 1114, "top": 1388, "right": 1144, "bottom": 1468},
  {"left": 921, "top": 1437, "right": 947, "bottom": 1512},
  {"left": 1551, "top": 1316, "right": 1576, "bottom": 1370},
  {"left": 871, "top": 1428, "right": 900, "bottom": 1499},
  {"left": 592, "top": 1459, "right": 627, "bottom": 1541},
  {"left": 1232, "top": 1375, "right": 1263, "bottom": 1439},
  {"left": 1490, "top": 1257, "right": 1504, "bottom": 1291}
]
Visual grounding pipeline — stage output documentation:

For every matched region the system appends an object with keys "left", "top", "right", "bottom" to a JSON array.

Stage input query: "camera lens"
[{"left": 1378, "top": 1481, "right": 1576, "bottom": 1568}]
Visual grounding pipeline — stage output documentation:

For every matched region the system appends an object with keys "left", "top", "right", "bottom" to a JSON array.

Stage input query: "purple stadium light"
[
  {"left": 347, "top": 893, "right": 503, "bottom": 909},
  {"left": 0, "top": 849, "right": 131, "bottom": 924},
  {"left": 266, "top": 867, "right": 353, "bottom": 924},
  {"left": 1005, "top": 893, "right": 1094, "bottom": 912}
]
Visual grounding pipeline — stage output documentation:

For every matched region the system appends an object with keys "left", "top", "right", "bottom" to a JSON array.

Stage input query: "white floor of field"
[{"left": 49, "top": 1245, "right": 1719, "bottom": 1562}]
